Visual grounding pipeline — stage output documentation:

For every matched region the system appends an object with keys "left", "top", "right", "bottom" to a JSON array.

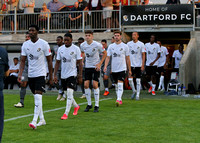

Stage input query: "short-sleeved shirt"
[
  {"left": 158, "top": 46, "right": 169, "bottom": 67},
  {"left": 107, "top": 42, "right": 129, "bottom": 73},
  {"left": 9, "top": 63, "right": 19, "bottom": 77},
  {"left": 172, "top": 50, "right": 183, "bottom": 69},
  {"left": 127, "top": 40, "right": 146, "bottom": 68},
  {"left": 47, "top": 1, "right": 65, "bottom": 12},
  {"left": 78, "top": 0, "right": 88, "bottom": 10},
  {"left": 145, "top": 42, "right": 161, "bottom": 66},
  {"left": 80, "top": 41, "right": 105, "bottom": 68},
  {"left": 21, "top": 38, "right": 51, "bottom": 78},
  {"left": 57, "top": 44, "right": 82, "bottom": 79},
  {"left": 0, "top": 47, "right": 9, "bottom": 79},
  {"left": 22, "top": 0, "right": 35, "bottom": 14}
]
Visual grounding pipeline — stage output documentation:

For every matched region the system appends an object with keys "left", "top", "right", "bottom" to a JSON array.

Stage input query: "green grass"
[{"left": 2, "top": 89, "right": 200, "bottom": 143}]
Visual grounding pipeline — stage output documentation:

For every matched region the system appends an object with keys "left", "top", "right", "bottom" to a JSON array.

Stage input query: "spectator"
[
  {"left": 69, "top": 2, "right": 82, "bottom": 30},
  {"left": 22, "top": 0, "right": 35, "bottom": 14},
  {"left": 47, "top": 0, "right": 66, "bottom": 12},
  {"left": 112, "top": 0, "right": 120, "bottom": 28},
  {"left": 166, "top": 0, "right": 181, "bottom": 4},
  {"left": 39, "top": 3, "right": 51, "bottom": 33},
  {"left": 7, "top": 0, "right": 19, "bottom": 32},
  {"left": 88, "top": 0, "right": 102, "bottom": 29},
  {"left": 22, "top": 0, "right": 35, "bottom": 29},
  {"left": 101, "top": 0, "right": 113, "bottom": 32},
  {"left": 172, "top": 44, "right": 184, "bottom": 73},
  {"left": 188, "top": 0, "right": 200, "bottom": 7},
  {"left": 78, "top": 0, "right": 88, "bottom": 11},
  {"left": 141, "top": 0, "right": 153, "bottom": 5},
  {"left": 4, "top": 57, "right": 19, "bottom": 89}
]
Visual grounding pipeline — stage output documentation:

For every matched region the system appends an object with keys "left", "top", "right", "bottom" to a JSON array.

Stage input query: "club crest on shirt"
[
  {"left": 153, "top": 48, "right": 156, "bottom": 50},
  {"left": 120, "top": 48, "right": 123, "bottom": 51},
  {"left": 137, "top": 47, "right": 140, "bottom": 49},
  {"left": 70, "top": 52, "right": 74, "bottom": 55},
  {"left": 92, "top": 48, "right": 95, "bottom": 52},
  {"left": 37, "top": 48, "right": 41, "bottom": 52}
]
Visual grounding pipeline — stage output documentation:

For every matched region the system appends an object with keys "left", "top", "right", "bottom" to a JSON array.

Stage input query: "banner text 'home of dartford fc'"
[{"left": 121, "top": 4, "right": 194, "bottom": 25}]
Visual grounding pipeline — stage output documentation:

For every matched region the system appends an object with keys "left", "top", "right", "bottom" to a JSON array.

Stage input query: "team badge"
[
  {"left": 120, "top": 48, "right": 123, "bottom": 51},
  {"left": 70, "top": 52, "right": 74, "bottom": 55},
  {"left": 92, "top": 48, "right": 95, "bottom": 52},
  {"left": 123, "top": 15, "right": 128, "bottom": 22},
  {"left": 37, "top": 48, "right": 41, "bottom": 52}
]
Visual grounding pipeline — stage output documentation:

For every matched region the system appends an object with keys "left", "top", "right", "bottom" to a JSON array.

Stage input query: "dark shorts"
[
  {"left": 85, "top": 68, "right": 100, "bottom": 82},
  {"left": 146, "top": 66, "right": 157, "bottom": 76},
  {"left": 61, "top": 76, "right": 77, "bottom": 90},
  {"left": 173, "top": 68, "right": 179, "bottom": 74},
  {"left": 131, "top": 67, "right": 142, "bottom": 78},
  {"left": 28, "top": 76, "right": 46, "bottom": 94},
  {"left": 112, "top": 71, "right": 126, "bottom": 83},
  {"left": 157, "top": 66, "right": 165, "bottom": 74}
]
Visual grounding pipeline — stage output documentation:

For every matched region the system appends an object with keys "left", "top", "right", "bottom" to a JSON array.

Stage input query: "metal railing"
[
  {"left": 0, "top": 9, "right": 120, "bottom": 34},
  {"left": 1, "top": 5, "right": 200, "bottom": 33}
]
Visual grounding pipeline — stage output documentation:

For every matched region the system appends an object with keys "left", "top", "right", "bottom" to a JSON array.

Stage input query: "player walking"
[
  {"left": 54, "top": 33, "right": 83, "bottom": 120},
  {"left": 145, "top": 35, "right": 160, "bottom": 95},
  {"left": 18, "top": 25, "right": 53, "bottom": 129},
  {"left": 81, "top": 31, "right": 107, "bottom": 112},
  {"left": 127, "top": 32, "right": 146, "bottom": 100},
  {"left": 104, "top": 31, "right": 131, "bottom": 106}
]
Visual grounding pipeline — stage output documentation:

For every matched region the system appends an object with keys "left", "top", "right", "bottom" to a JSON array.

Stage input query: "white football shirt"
[
  {"left": 172, "top": 50, "right": 183, "bottom": 69},
  {"left": 158, "top": 46, "right": 169, "bottom": 67},
  {"left": 21, "top": 38, "right": 51, "bottom": 78},
  {"left": 127, "top": 40, "right": 146, "bottom": 67},
  {"left": 145, "top": 42, "right": 161, "bottom": 66},
  {"left": 57, "top": 44, "right": 82, "bottom": 79},
  {"left": 80, "top": 40, "right": 105, "bottom": 68},
  {"left": 107, "top": 42, "right": 129, "bottom": 73}
]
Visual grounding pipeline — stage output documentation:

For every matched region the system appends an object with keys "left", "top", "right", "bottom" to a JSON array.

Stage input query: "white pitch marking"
[{"left": 4, "top": 98, "right": 112, "bottom": 122}]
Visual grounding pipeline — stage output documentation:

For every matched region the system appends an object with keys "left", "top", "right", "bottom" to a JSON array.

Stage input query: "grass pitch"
[{"left": 2, "top": 89, "right": 200, "bottom": 143}]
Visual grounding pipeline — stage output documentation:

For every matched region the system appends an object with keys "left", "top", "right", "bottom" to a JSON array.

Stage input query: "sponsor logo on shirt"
[
  {"left": 86, "top": 53, "right": 90, "bottom": 58},
  {"left": 29, "top": 54, "right": 38, "bottom": 60},
  {"left": 63, "top": 57, "right": 71, "bottom": 63},
  {"left": 131, "top": 50, "right": 138, "bottom": 55},
  {"left": 113, "top": 53, "right": 120, "bottom": 57}
]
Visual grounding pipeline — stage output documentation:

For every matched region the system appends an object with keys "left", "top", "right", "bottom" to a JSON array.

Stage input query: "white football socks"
[
  {"left": 158, "top": 76, "right": 164, "bottom": 89},
  {"left": 94, "top": 88, "right": 100, "bottom": 107},
  {"left": 136, "top": 78, "right": 141, "bottom": 97},
  {"left": 115, "top": 84, "right": 118, "bottom": 96},
  {"left": 117, "top": 82, "right": 123, "bottom": 101},
  {"left": 152, "top": 84, "right": 156, "bottom": 92},
  {"left": 64, "top": 88, "right": 74, "bottom": 116},
  {"left": 33, "top": 94, "right": 42, "bottom": 123},
  {"left": 148, "top": 81, "right": 152, "bottom": 87},
  {"left": 128, "top": 78, "right": 136, "bottom": 93},
  {"left": 85, "top": 88, "right": 92, "bottom": 106}
]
